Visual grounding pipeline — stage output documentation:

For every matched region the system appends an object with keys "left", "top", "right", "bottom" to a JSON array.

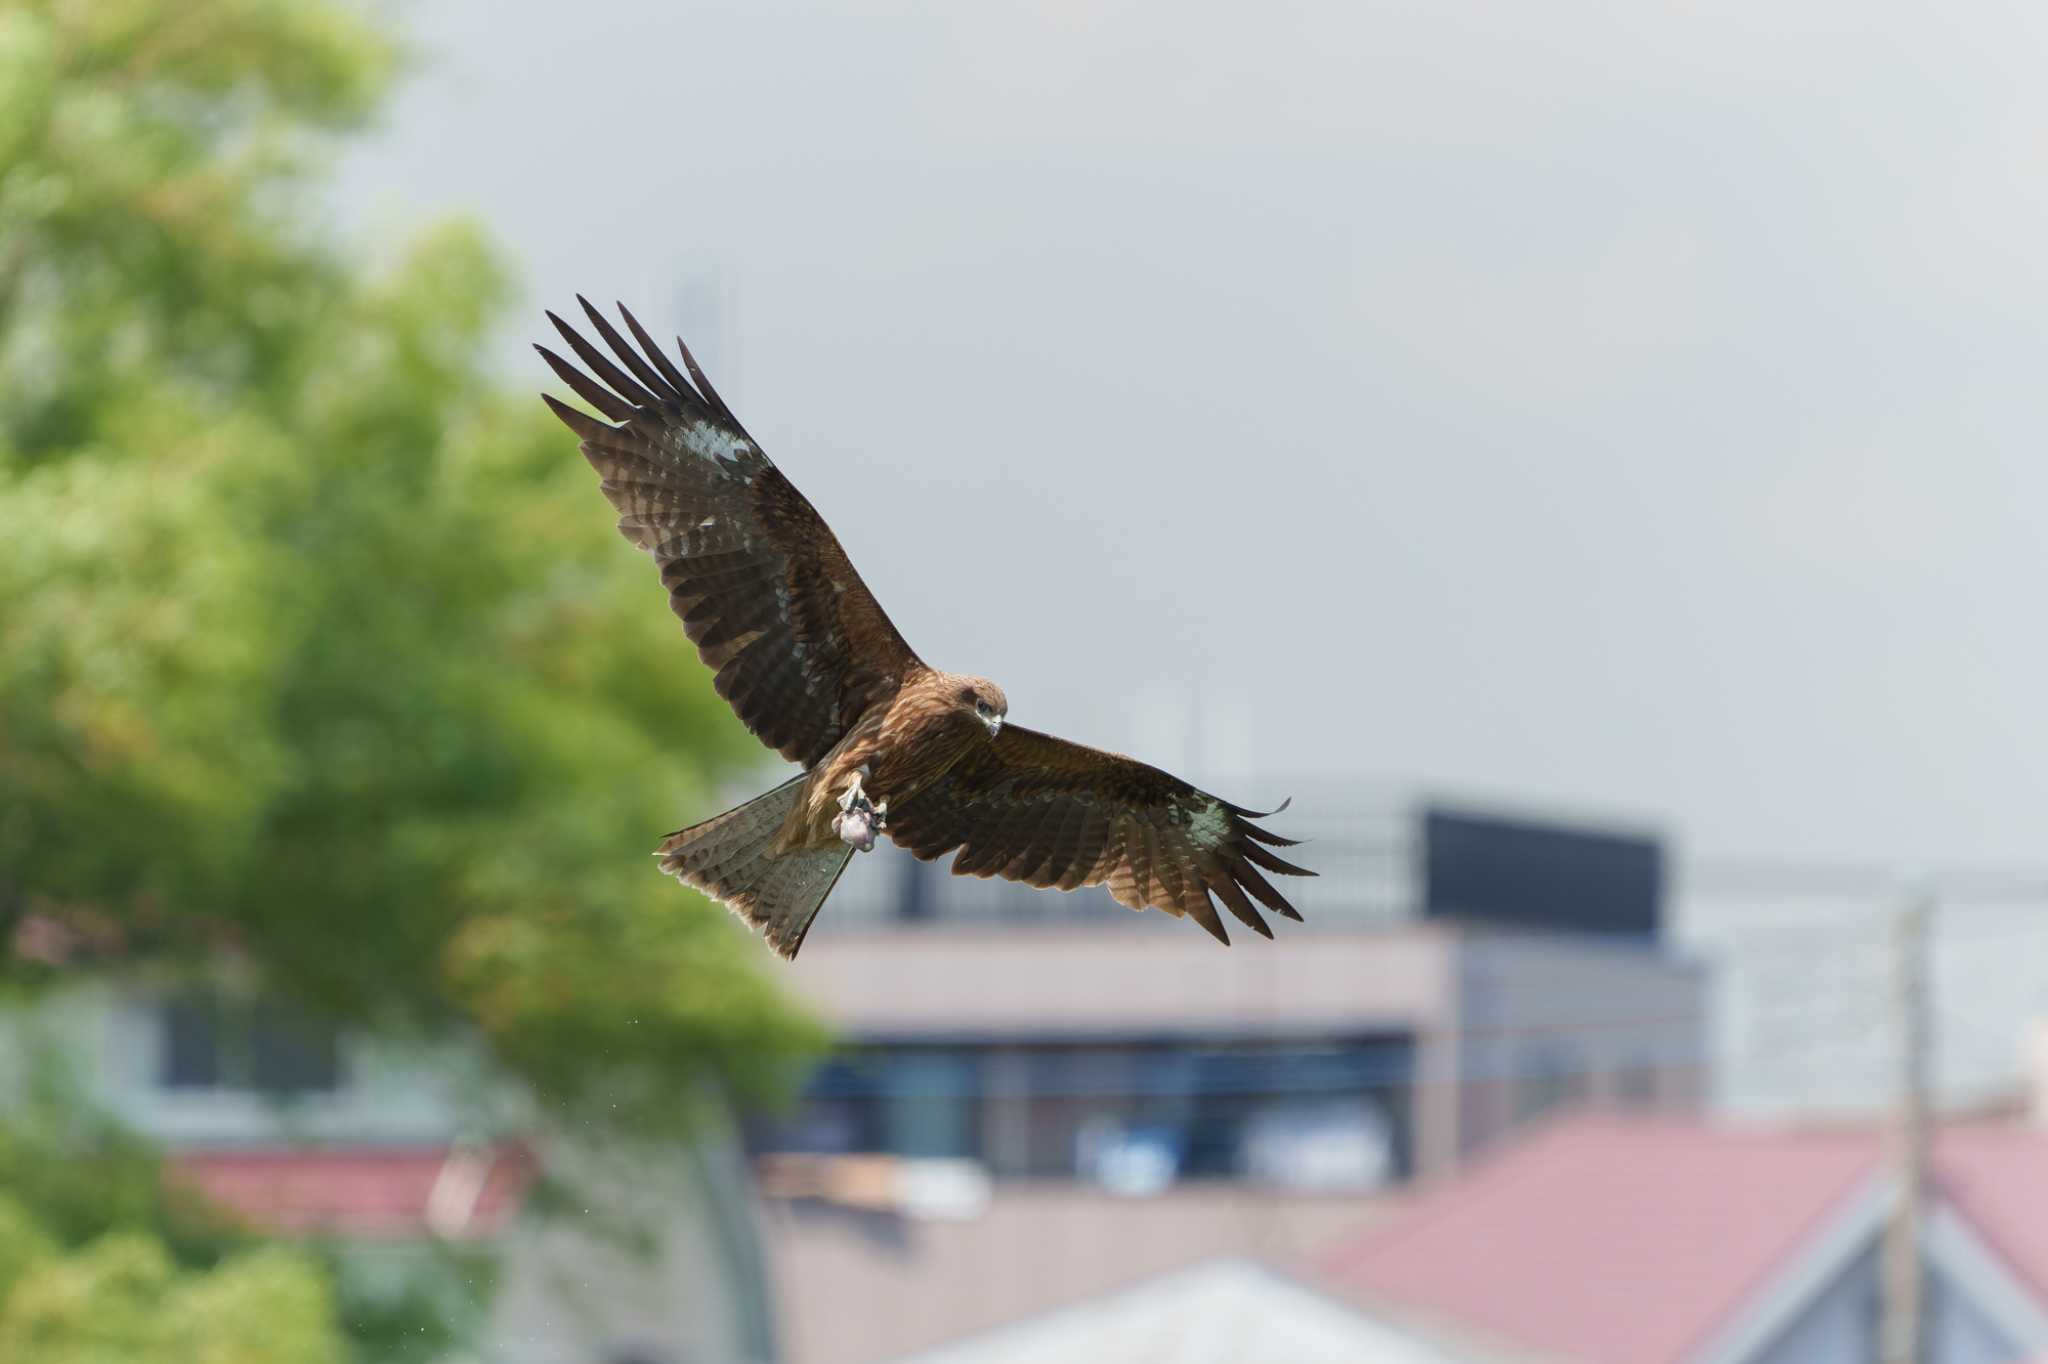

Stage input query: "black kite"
[{"left": 537, "top": 299, "right": 1309, "bottom": 958}]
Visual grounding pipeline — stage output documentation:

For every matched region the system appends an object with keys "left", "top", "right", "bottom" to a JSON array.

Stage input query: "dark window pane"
[
  {"left": 161, "top": 998, "right": 221, "bottom": 1089},
  {"left": 755, "top": 1034, "right": 1415, "bottom": 1187},
  {"left": 879, "top": 1050, "right": 979, "bottom": 1159},
  {"left": 249, "top": 1005, "right": 342, "bottom": 1093}
]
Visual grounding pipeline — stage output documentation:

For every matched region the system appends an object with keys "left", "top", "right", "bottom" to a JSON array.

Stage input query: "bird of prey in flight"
[{"left": 537, "top": 299, "right": 1309, "bottom": 959}]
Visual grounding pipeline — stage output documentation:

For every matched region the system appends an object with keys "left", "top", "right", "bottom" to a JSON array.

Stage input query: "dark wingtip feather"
[
  {"left": 1224, "top": 894, "right": 1274, "bottom": 939},
  {"left": 618, "top": 302, "right": 701, "bottom": 404},
  {"left": 1180, "top": 879, "right": 1235, "bottom": 944},
  {"left": 1235, "top": 860, "right": 1303, "bottom": 921},
  {"left": 1242, "top": 840, "right": 1315, "bottom": 878},
  {"left": 535, "top": 344, "right": 635, "bottom": 422},
  {"left": 1204, "top": 865, "right": 1272, "bottom": 938},
  {"left": 675, "top": 335, "right": 742, "bottom": 428},
  {"left": 578, "top": 295, "right": 685, "bottom": 406},
  {"left": 548, "top": 309, "right": 661, "bottom": 411},
  {"left": 539, "top": 390, "right": 613, "bottom": 441}
]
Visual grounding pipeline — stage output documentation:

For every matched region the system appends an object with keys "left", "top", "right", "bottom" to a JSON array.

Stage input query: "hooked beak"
[{"left": 983, "top": 713, "right": 1004, "bottom": 737}]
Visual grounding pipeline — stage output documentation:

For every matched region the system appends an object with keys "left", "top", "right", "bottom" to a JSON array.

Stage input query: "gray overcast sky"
[{"left": 340, "top": 0, "right": 2048, "bottom": 869}]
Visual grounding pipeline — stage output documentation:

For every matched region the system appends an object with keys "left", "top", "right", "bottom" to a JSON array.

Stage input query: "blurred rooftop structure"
[
  {"left": 756, "top": 784, "right": 1706, "bottom": 1364},
  {"left": 771, "top": 919, "right": 1705, "bottom": 1180},
  {"left": 891, "top": 1257, "right": 1469, "bottom": 1364},
  {"left": 765, "top": 1184, "right": 1395, "bottom": 1364},
  {"left": 812, "top": 784, "right": 1667, "bottom": 942},
  {"left": 170, "top": 1142, "right": 537, "bottom": 1241},
  {"left": 1317, "top": 1112, "right": 2048, "bottom": 1364},
  {"left": 775, "top": 785, "right": 1694, "bottom": 1180}
]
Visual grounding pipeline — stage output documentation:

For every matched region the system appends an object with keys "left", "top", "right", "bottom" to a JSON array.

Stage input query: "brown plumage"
[{"left": 537, "top": 298, "right": 1309, "bottom": 959}]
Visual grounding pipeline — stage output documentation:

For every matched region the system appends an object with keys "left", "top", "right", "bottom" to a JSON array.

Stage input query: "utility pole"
[{"left": 1881, "top": 892, "right": 1932, "bottom": 1364}]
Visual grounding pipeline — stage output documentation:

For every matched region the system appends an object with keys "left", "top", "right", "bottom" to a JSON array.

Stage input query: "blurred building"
[
  {"left": 756, "top": 790, "right": 1709, "bottom": 1364},
  {"left": 1317, "top": 1111, "right": 2048, "bottom": 1364},
  {"left": 891, "top": 1257, "right": 1472, "bottom": 1364},
  {"left": 1677, "top": 879, "right": 2048, "bottom": 1122},
  {"left": 4, "top": 983, "right": 777, "bottom": 1364},
  {"left": 781, "top": 792, "right": 1694, "bottom": 1181}
]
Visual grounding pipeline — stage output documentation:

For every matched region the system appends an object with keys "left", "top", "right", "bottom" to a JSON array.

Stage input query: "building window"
[
  {"left": 757, "top": 1035, "right": 1412, "bottom": 1187},
  {"left": 159, "top": 997, "right": 343, "bottom": 1095},
  {"left": 162, "top": 998, "right": 224, "bottom": 1089},
  {"left": 757, "top": 1046, "right": 981, "bottom": 1160}
]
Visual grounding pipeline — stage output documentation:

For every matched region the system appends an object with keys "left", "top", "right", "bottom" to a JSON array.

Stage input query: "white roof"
[{"left": 891, "top": 1257, "right": 1470, "bottom": 1364}]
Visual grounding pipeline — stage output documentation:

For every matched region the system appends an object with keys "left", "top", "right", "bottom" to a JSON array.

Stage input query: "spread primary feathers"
[{"left": 537, "top": 299, "right": 1309, "bottom": 959}]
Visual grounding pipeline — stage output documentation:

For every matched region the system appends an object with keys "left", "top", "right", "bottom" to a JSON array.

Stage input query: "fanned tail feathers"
[{"left": 657, "top": 776, "right": 852, "bottom": 960}]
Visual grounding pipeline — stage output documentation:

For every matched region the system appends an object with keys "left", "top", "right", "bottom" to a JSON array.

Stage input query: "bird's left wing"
[
  {"left": 885, "top": 724, "right": 1311, "bottom": 943},
  {"left": 537, "top": 299, "right": 923, "bottom": 768}
]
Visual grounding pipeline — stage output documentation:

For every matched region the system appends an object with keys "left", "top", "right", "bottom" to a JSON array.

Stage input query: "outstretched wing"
[
  {"left": 885, "top": 724, "right": 1311, "bottom": 943},
  {"left": 537, "top": 299, "right": 922, "bottom": 768}
]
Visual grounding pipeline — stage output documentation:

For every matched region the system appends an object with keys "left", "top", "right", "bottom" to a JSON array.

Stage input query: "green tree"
[
  {"left": 0, "top": 0, "right": 818, "bottom": 1117},
  {"left": 0, "top": 0, "right": 823, "bottom": 1354}
]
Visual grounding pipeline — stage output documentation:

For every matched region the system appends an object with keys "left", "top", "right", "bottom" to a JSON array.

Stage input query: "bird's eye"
[{"left": 975, "top": 700, "right": 992, "bottom": 717}]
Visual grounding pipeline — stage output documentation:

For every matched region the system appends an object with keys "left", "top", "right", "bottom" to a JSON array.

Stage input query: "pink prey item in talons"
[{"left": 831, "top": 773, "right": 886, "bottom": 853}]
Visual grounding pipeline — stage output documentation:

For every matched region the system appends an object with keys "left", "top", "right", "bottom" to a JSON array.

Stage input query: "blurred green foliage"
[
  {"left": 0, "top": 0, "right": 820, "bottom": 1111},
  {"left": 0, "top": 1227, "right": 346, "bottom": 1364},
  {"left": 0, "top": 1069, "right": 486, "bottom": 1364},
  {"left": 0, "top": 0, "right": 824, "bottom": 1353},
  {"left": 0, "top": 1075, "right": 399, "bottom": 1364}
]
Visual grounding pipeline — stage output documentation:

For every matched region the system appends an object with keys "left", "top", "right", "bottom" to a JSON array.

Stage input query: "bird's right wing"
[
  {"left": 538, "top": 299, "right": 923, "bottom": 768},
  {"left": 885, "top": 724, "right": 1311, "bottom": 943}
]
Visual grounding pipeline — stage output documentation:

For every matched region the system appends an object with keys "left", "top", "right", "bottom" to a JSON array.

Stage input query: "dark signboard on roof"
[{"left": 1420, "top": 805, "right": 1662, "bottom": 940}]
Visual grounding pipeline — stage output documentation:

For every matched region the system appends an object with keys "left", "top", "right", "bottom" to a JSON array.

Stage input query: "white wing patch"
[
  {"left": 1186, "top": 799, "right": 1231, "bottom": 849},
  {"left": 668, "top": 417, "right": 757, "bottom": 476}
]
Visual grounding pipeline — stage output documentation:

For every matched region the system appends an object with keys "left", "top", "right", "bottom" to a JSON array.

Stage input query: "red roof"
[
  {"left": 1931, "top": 1125, "right": 2048, "bottom": 1308},
  {"left": 1318, "top": 1114, "right": 2048, "bottom": 1364},
  {"left": 169, "top": 1143, "right": 538, "bottom": 1241}
]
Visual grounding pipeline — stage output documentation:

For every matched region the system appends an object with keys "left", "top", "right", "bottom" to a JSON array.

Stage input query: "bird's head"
[{"left": 955, "top": 677, "right": 1009, "bottom": 737}]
